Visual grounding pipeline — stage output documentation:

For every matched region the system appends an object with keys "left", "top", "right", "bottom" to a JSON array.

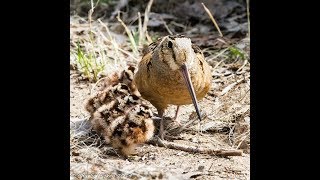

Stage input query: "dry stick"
[
  {"left": 87, "top": 0, "right": 103, "bottom": 81},
  {"left": 201, "top": 3, "right": 223, "bottom": 37},
  {"left": 211, "top": 57, "right": 227, "bottom": 72},
  {"left": 88, "top": 0, "right": 100, "bottom": 39},
  {"left": 97, "top": 19, "right": 139, "bottom": 61},
  {"left": 90, "top": 76, "right": 108, "bottom": 95},
  {"left": 236, "top": 59, "right": 249, "bottom": 73},
  {"left": 97, "top": 30, "right": 138, "bottom": 61},
  {"left": 246, "top": 0, "right": 250, "bottom": 35},
  {"left": 116, "top": 13, "right": 139, "bottom": 56},
  {"left": 148, "top": 137, "right": 242, "bottom": 156},
  {"left": 138, "top": 12, "right": 143, "bottom": 46},
  {"left": 109, "top": 0, "right": 129, "bottom": 19},
  {"left": 161, "top": 17, "right": 173, "bottom": 35},
  {"left": 88, "top": 0, "right": 94, "bottom": 33},
  {"left": 97, "top": 19, "right": 121, "bottom": 63},
  {"left": 220, "top": 76, "right": 248, "bottom": 96},
  {"left": 168, "top": 116, "right": 197, "bottom": 135},
  {"left": 171, "top": 21, "right": 186, "bottom": 30},
  {"left": 146, "top": 31, "right": 152, "bottom": 43},
  {"left": 142, "top": 0, "right": 154, "bottom": 44},
  {"left": 206, "top": 48, "right": 229, "bottom": 71},
  {"left": 209, "top": 47, "right": 229, "bottom": 61},
  {"left": 171, "top": 113, "right": 208, "bottom": 134},
  {"left": 238, "top": 89, "right": 250, "bottom": 103},
  {"left": 236, "top": 132, "right": 250, "bottom": 149}
]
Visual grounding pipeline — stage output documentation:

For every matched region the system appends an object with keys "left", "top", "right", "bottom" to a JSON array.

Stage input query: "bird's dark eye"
[
  {"left": 167, "top": 41, "right": 173, "bottom": 48},
  {"left": 120, "top": 84, "right": 129, "bottom": 90}
]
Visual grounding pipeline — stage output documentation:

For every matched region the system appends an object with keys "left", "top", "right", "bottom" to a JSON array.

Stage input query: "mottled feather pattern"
[{"left": 85, "top": 66, "right": 155, "bottom": 156}]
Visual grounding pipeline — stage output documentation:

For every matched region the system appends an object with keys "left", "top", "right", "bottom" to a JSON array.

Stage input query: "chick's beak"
[{"left": 180, "top": 64, "right": 202, "bottom": 121}]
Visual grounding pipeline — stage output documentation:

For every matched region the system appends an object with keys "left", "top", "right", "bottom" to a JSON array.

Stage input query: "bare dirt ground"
[
  {"left": 70, "top": 52, "right": 250, "bottom": 179},
  {"left": 70, "top": 0, "right": 250, "bottom": 179}
]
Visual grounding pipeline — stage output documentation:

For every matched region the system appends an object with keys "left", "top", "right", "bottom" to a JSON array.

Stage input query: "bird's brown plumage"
[{"left": 133, "top": 35, "right": 212, "bottom": 139}]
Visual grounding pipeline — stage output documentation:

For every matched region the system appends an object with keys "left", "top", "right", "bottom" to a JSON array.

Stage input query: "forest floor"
[{"left": 70, "top": 0, "right": 250, "bottom": 179}]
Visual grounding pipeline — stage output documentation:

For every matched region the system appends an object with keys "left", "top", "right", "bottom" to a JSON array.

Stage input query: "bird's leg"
[
  {"left": 156, "top": 108, "right": 180, "bottom": 140},
  {"left": 157, "top": 109, "right": 165, "bottom": 140},
  {"left": 173, "top": 106, "right": 182, "bottom": 126}
]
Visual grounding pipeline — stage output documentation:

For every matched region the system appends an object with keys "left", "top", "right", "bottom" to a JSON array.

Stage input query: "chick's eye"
[{"left": 167, "top": 41, "right": 173, "bottom": 48}]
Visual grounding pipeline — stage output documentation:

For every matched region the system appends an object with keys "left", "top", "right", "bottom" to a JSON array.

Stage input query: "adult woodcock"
[{"left": 133, "top": 35, "right": 212, "bottom": 139}]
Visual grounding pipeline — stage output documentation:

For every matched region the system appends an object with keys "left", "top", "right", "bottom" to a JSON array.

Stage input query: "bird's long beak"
[{"left": 180, "top": 64, "right": 202, "bottom": 121}]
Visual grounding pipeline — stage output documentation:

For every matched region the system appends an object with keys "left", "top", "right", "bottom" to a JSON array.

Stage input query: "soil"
[{"left": 70, "top": 59, "right": 250, "bottom": 179}]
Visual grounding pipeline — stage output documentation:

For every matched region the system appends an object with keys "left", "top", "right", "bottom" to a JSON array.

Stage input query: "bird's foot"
[{"left": 157, "top": 131, "right": 181, "bottom": 141}]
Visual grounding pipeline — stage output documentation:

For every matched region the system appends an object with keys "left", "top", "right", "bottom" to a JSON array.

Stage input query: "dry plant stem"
[
  {"left": 97, "top": 19, "right": 139, "bottom": 61},
  {"left": 246, "top": 0, "right": 250, "bottom": 35},
  {"left": 208, "top": 47, "right": 229, "bottom": 61},
  {"left": 146, "top": 31, "right": 152, "bottom": 43},
  {"left": 88, "top": 0, "right": 100, "bottom": 39},
  {"left": 236, "top": 132, "right": 250, "bottom": 149},
  {"left": 161, "top": 17, "right": 173, "bottom": 35},
  {"left": 201, "top": 3, "right": 223, "bottom": 37},
  {"left": 171, "top": 21, "right": 186, "bottom": 29},
  {"left": 220, "top": 76, "right": 248, "bottom": 96},
  {"left": 141, "top": 0, "right": 154, "bottom": 43},
  {"left": 239, "top": 89, "right": 250, "bottom": 103},
  {"left": 116, "top": 14, "right": 139, "bottom": 55},
  {"left": 138, "top": 12, "right": 143, "bottom": 46},
  {"left": 216, "top": 38, "right": 227, "bottom": 44},
  {"left": 97, "top": 30, "right": 138, "bottom": 61},
  {"left": 97, "top": 19, "right": 121, "bottom": 62},
  {"left": 236, "top": 59, "right": 248, "bottom": 73},
  {"left": 211, "top": 57, "right": 227, "bottom": 71},
  {"left": 148, "top": 137, "right": 242, "bottom": 156},
  {"left": 172, "top": 114, "right": 203, "bottom": 134},
  {"left": 90, "top": 77, "right": 108, "bottom": 95}
]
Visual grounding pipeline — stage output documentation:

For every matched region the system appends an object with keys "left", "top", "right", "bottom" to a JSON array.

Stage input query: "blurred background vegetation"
[{"left": 70, "top": 0, "right": 249, "bottom": 81}]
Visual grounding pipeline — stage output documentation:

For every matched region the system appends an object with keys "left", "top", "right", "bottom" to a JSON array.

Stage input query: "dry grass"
[
  {"left": 202, "top": 2, "right": 223, "bottom": 37},
  {"left": 70, "top": 0, "right": 156, "bottom": 82}
]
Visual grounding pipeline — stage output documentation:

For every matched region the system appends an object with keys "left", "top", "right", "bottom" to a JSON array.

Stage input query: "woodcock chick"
[
  {"left": 85, "top": 66, "right": 155, "bottom": 156},
  {"left": 134, "top": 35, "right": 212, "bottom": 139}
]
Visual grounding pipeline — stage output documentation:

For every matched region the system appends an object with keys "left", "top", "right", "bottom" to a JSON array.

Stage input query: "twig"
[
  {"left": 209, "top": 47, "right": 229, "bottom": 61},
  {"left": 211, "top": 57, "right": 227, "bottom": 71},
  {"left": 238, "top": 89, "right": 250, "bottom": 103},
  {"left": 228, "top": 124, "right": 235, "bottom": 146},
  {"left": 116, "top": 13, "right": 139, "bottom": 55},
  {"left": 236, "top": 59, "right": 249, "bottom": 73},
  {"left": 98, "top": 28, "right": 138, "bottom": 61},
  {"left": 220, "top": 82, "right": 237, "bottom": 96},
  {"left": 145, "top": 31, "right": 152, "bottom": 43},
  {"left": 220, "top": 77, "right": 246, "bottom": 96},
  {"left": 161, "top": 17, "right": 173, "bottom": 35},
  {"left": 97, "top": 20, "right": 139, "bottom": 61},
  {"left": 138, "top": 12, "right": 143, "bottom": 46},
  {"left": 90, "top": 76, "right": 108, "bottom": 95},
  {"left": 170, "top": 112, "right": 207, "bottom": 134},
  {"left": 236, "top": 131, "right": 250, "bottom": 149},
  {"left": 88, "top": 0, "right": 100, "bottom": 38},
  {"left": 148, "top": 137, "right": 242, "bottom": 156},
  {"left": 97, "top": 19, "right": 121, "bottom": 63},
  {"left": 246, "top": 0, "right": 250, "bottom": 35},
  {"left": 170, "top": 21, "right": 186, "bottom": 32},
  {"left": 201, "top": 3, "right": 223, "bottom": 37},
  {"left": 141, "top": 0, "right": 154, "bottom": 43},
  {"left": 109, "top": 0, "right": 129, "bottom": 19}
]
